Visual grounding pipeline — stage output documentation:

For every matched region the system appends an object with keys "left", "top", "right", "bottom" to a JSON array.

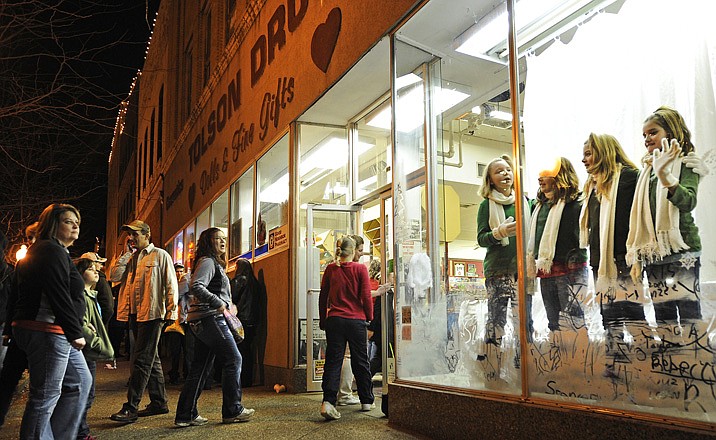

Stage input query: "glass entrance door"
[{"left": 304, "top": 203, "right": 360, "bottom": 391}]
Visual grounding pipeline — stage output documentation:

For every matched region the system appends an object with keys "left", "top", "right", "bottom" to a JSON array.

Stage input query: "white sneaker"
[
  {"left": 336, "top": 395, "right": 360, "bottom": 406},
  {"left": 360, "top": 402, "right": 376, "bottom": 412},
  {"left": 175, "top": 415, "right": 209, "bottom": 427},
  {"left": 222, "top": 408, "right": 255, "bottom": 423},
  {"left": 320, "top": 401, "right": 341, "bottom": 420}
]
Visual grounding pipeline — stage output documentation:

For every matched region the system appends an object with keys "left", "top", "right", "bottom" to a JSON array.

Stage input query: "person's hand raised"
[{"left": 653, "top": 138, "right": 681, "bottom": 188}]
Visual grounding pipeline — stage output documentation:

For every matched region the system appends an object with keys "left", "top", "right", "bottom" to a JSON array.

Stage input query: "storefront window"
[
  {"left": 211, "top": 188, "right": 229, "bottom": 233},
  {"left": 230, "top": 166, "right": 254, "bottom": 259},
  {"left": 196, "top": 207, "right": 210, "bottom": 237},
  {"left": 184, "top": 221, "right": 196, "bottom": 271},
  {"left": 393, "top": 0, "right": 716, "bottom": 426},
  {"left": 298, "top": 124, "right": 349, "bottom": 206},
  {"left": 391, "top": 0, "right": 523, "bottom": 396},
  {"left": 256, "top": 134, "right": 289, "bottom": 255},
  {"left": 297, "top": 123, "right": 350, "bottom": 264},
  {"left": 517, "top": 0, "right": 716, "bottom": 422},
  {"left": 173, "top": 232, "right": 184, "bottom": 265},
  {"left": 355, "top": 100, "right": 392, "bottom": 199}
]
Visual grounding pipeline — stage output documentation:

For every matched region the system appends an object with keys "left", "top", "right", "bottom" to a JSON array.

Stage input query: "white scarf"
[
  {"left": 626, "top": 157, "right": 688, "bottom": 279},
  {"left": 527, "top": 198, "right": 566, "bottom": 276},
  {"left": 578, "top": 165, "right": 621, "bottom": 293},
  {"left": 488, "top": 189, "right": 515, "bottom": 246}
]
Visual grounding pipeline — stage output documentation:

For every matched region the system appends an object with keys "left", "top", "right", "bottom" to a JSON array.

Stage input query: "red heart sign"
[{"left": 311, "top": 8, "right": 342, "bottom": 73}]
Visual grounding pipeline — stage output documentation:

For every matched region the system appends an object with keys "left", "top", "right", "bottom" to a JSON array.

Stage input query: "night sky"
[{"left": 0, "top": 0, "right": 160, "bottom": 259}]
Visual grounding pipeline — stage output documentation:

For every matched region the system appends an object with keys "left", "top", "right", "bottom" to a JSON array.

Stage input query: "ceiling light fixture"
[
  {"left": 454, "top": 0, "right": 619, "bottom": 62},
  {"left": 367, "top": 75, "right": 471, "bottom": 131}
]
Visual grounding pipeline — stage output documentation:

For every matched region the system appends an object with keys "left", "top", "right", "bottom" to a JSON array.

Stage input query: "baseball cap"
[
  {"left": 121, "top": 220, "right": 151, "bottom": 234},
  {"left": 80, "top": 251, "right": 108, "bottom": 263}
]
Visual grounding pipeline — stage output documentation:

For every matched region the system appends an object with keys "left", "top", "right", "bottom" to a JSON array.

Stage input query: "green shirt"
[
  {"left": 648, "top": 163, "right": 701, "bottom": 253},
  {"left": 477, "top": 199, "right": 518, "bottom": 277}
]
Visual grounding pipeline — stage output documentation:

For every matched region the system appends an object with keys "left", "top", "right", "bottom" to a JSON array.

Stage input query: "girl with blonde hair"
[
  {"left": 528, "top": 157, "right": 587, "bottom": 332},
  {"left": 476, "top": 155, "right": 531, "bottom": 386},
  {"left": 580, "top": 133, "right": 646, "bottom": 324}
]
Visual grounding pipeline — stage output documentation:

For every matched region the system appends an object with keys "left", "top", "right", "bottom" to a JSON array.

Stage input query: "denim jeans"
[
  {"left": 539, "top": 267, "right": 588, "bottom": 331},
  {"left": 321, "top": 317, "right": 373, "bottom": 406},
  {"left": 485, "top": 275, "right": 533, "bottom": 344},
  {"left": 124, "top": 316, "right": 167, "bottom": 411},
  {"left": 14, "top": 327, "right": 92, "bottom": 440},
  {"left": 175, "top": 314, "right": 245, "bottom": 422},
  {"left": 77, "top": 359, "right": 96, "bottom": 439}
]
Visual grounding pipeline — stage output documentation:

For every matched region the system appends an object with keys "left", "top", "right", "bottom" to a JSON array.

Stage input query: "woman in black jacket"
[{"left": 11, "top": 203, "right": 91, "bottom": 439}]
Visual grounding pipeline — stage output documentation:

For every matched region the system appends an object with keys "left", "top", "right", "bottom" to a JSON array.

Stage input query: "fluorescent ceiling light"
[
  {"left": 395, "top": 73, "right": 422, "bottom": 90},
  {"left": 437, "top": 88, "right": 470, "bottom": 113},
  {"left": 261, "top": 173, "right": 289, "bottom": 204},
  {"left": 367, "top": 82, "right": 470, "bottom": 132},
  {"left": 455, "top": 0, "right": 618, "bottom": 61},
  {"left": 366, "top": 108, "right": 391, "bottom": 131},
  {"left": 358, "top": 175, "right": 378, "bottom": 189},
  {"left": 299, "top": 137, "right": 347, "bottom": 176},
  {"left": 489, "top": 110, "right": 513, "bottom": 122}
]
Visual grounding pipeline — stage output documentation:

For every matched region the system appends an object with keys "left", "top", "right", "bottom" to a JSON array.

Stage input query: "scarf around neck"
[
  {"left": 527, "top": 198, "right": 566, "bottom": 277},
  {"left": 579, "top": 164, "right": 621, "bottom": 293},
  {"left": 488, "top": 189, "right": 515, "bottom": 246},
  {"left": 626, "top": 156, "right": 688, "bottom": 280}
]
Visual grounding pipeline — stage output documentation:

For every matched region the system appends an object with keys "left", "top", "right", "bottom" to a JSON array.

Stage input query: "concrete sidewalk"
[{"left": 0, "top": 360, "right": 426, "bottom": 439}]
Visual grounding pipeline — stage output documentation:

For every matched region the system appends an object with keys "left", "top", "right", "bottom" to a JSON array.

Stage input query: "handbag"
[{"left": 223, "top": 309, "right": 245, "bottom": 344}]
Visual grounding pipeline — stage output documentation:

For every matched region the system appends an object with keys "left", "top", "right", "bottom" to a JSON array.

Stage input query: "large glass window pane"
[
  {"left": 356, "top": 101, "right": 392, "bottom": 198},
  {"left": 390, "top": 0, "right": 716, "bottom": 427},
  {"left": 173, "top": 233, "right": 184, "bottom": 265},
  {"left": 517, "top": 0, "right": 716, "bottom": 422},
  {"left": 196, "top": 207, "right": 210, "bottom": 237},
  {"left": 256, "top": 134, "right": 289, "bottom": 255},
  {"left": 297, "top": 124, "right": 349, "bottom": 265},
  {"left": 184, "top": 221, "right": 196, "bottom": 271},
  {"left": 393, "top": 1, "right": 521, "bottom": 394},
  {"left": 298, "top": 124, "right": 349, "bottom": 206},
  {"left": 230, "top": 166, "right": 254, "bottom": 259},
  {"left": 211, "top": 189, "right": 229, "bottom": 233}
]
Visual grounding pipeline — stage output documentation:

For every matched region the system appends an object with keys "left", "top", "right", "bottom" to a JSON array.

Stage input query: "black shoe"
[
  {"left": 110, "top": 408, "right": 138, "bottom": 423},
  {"left": 137, "top": 402, "right": 169, "bottom": 417}
]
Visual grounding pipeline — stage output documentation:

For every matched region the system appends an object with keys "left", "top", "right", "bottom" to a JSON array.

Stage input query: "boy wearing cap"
[
  {"left": 109, "top": 220, "right": 178, "bottom": 423},
  {"left": 80, "top": 252, "right": 114, "bottom": 328}
]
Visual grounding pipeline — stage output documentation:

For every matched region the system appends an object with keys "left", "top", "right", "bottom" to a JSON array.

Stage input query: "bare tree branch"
[{"left": 0, "top": 0, "right": 156, "bottom": 256}]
